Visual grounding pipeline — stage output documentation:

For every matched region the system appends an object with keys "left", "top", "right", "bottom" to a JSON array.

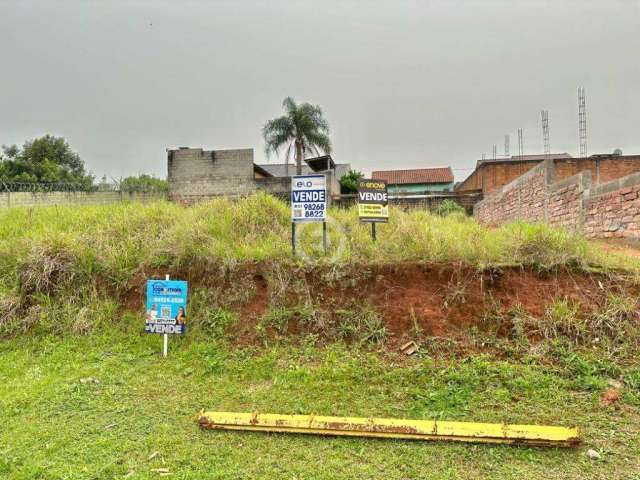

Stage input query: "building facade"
[
  {"left": 167, "top": 147, "right": 346, "bottom": 203},
  {"left": 456, "top": 153, "right": 640, "bottom": 196},
  {"left": 372, "top": 167, "right": 454, "bottom": 193}
]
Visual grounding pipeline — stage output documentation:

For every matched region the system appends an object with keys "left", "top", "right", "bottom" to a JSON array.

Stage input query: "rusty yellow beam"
[{"left": 198, "top": 411, "right": 580, "bottom": 447}]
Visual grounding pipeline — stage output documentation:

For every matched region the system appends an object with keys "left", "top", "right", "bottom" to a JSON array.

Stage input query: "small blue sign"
[{"left": 145, "top": 279, "right": 188, "bottom": 335}]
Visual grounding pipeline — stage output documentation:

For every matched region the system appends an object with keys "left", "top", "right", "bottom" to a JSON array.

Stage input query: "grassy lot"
[
  {"left": 1, "top": 197, "right": 639, "bottom": 479},
  {"left": 1, "top": 325, "right": 639, "bottom": 479},
  {"left": 1, "top": 194, "right": 639, "bottom": 279}
]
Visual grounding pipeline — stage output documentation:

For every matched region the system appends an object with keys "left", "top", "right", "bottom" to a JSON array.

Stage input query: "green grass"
[
  {"left": 0, "top": 194, "right": 638, "bottom": 289},
  {"left": 1, "top": 328, "right": 639, "bottom": 479}
]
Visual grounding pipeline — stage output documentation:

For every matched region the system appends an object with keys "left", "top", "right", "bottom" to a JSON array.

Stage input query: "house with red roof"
[{"left": 371, "top": 167, "right": 454, "bottom": 194}]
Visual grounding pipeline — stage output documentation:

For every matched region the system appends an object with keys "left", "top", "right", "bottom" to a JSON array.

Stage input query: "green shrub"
[
  {"left": 436, "top": 199, "right": 465, "bottom": 217},
  {"left": 199, "top": 308, "right": 238, "bottom": 336},
  {"left": 335, "top": 304, "right": 386, "bottom": 344},
  {"left": 257, "top": 307, "right": 294, "bottom": 336}
]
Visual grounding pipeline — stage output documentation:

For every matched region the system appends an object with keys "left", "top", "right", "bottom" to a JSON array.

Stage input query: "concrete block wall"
[
  {"left": 474, "top": 160, "right": 640, "bottom": 239},
  {"left": 255, "top": 177, "right": 291, "bottom": 201},
  {"left": 167, "top": 148, "right": 344, "bottom": 204},
  {"left": 0, "top": 191, "right": 165, "bottom": 209},
  {"left": 168, "top": 148, "right": 256, "bottom": 202}
]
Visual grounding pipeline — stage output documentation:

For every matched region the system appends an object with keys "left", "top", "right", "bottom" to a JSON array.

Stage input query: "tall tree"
[
  {"left": 0, "top": 135, "right": 94, "bottom": 188},
  {"left": 262, "top": 97, "right": 332, "bottom": 176},
  {"left": 339, "top": 169, "right": 364, "bottom": 194}
]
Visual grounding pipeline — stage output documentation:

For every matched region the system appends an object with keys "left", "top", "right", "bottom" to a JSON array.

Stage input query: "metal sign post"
[
  {"left": 323, "top": 221, "right": 327, "bottom": 253},
  {"left": 291, "top": 222, "right": 296, "bottom": 256},
  {"left": 163, "top": 274, "right": 169, "bottom": 357},
  {"left": 371, "top": 223, "right": 376, "bottom": 242}
]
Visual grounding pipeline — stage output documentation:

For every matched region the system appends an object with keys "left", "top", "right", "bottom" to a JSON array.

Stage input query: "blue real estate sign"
[
  {"left": 291, "top": 174, "right": 326, "bottom": 222},
  {"left": 145, "top": 279, "right": 188, "bottom": 334}
]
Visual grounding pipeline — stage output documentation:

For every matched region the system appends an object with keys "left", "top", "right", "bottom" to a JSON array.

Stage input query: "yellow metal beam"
[{"left": 198, "top": 411, "right": 580, "bottom": 447}]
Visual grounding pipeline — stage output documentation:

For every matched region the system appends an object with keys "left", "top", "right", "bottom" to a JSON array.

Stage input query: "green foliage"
[
  {"left": 0, "top": 135, "right": 94, "bottom": 188},
  {"left": 436, "top": 199, "right": 466, "bottom": 217},
  {"left": 257, "top": 307, "right": 294, "bottom": 337},
  {"left": 521, "top": 293, "right": 639, "bottom": 351},
  {"left": 263, "top": 97, "right": 332, "bottom": 175},
  {"left": 541, "top": 298, "right": 584, "bottom": 343},
  {"left": 335, "top": 304, "right": 386, "bottom": 344},
  {"left": 199, "top": 308, "right": 238, "bottom": 336},
  {"left": 118, "top": 174, "right": 168, "bottom": 193},
  {"left": 339, "top": 169, "right": 364, "bottom": 194},
  {"left": 0, "top": 193, "right": 637, "bottom": 290},
  {"left": 1, "top": 293, "right": 118, "bottom": 337},
  {"left": 255, "top": 302, "right": 386, "bottom": 345}
]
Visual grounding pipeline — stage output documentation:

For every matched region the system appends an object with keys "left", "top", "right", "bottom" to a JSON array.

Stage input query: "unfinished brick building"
[
  {"left": 474, "top": 156, "right": 640, "bottom": 240},
  {"left": 456, "top": 153, "right": 640, "bottom": 196}
]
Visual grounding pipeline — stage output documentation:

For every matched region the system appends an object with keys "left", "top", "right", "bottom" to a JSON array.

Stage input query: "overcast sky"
[{"left": 1, "top": 0, "right": 639, "bottom": 181}]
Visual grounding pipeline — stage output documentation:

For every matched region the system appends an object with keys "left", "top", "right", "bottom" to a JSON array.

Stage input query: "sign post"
[
  {"left": 291, "top": 174, "right": 327, "bottom": 254},
  {"left": 145, "top": 276, "right": 188, "bottom": 357},
  {"left": 322, "top": 220, "right": 327, "bottom": 253},
  {"left": 291, "top": 222, "right": 296, "bottom": 256},
  {"left": 163, "top": 274, "right": 169, "bottom": 357},
  {"left": 357, "top": 179, "right": 389, "bottom": 240}
]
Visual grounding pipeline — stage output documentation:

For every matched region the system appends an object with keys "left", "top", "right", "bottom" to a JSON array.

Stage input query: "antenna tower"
[
  {"left": 578, "top": 87, "right": 587, "bottom": 157},
  {"left": 504, "top": 135, "right": 510, "bottom": 157},
  {"left": 541, "top": 110, "right": 550, "bottom": 158},
  {"left": 517, "top": 128, "right": 524, "bottom": 160},
  {"left": 492, "top": 144, "right": 497, "bottom": 160}
]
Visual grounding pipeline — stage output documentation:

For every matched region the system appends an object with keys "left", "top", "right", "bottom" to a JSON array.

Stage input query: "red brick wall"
[
  {"left": 474, "top": 161, "right": 640, "bottom": 240},
  {"left": 547, "top": 175, "right": 589, "bottom": 231},
  {"left": 458, "top": 155, "right": 640, "bottom": 196},
  {"left": 457, "top": 161, "right": 540, "bottom": 194},
  {"left": 583, "top": 178, "right": 640, "bottom": 239},
  {"left": 475, "top": 163, "right": 547, "bottom": 225}
]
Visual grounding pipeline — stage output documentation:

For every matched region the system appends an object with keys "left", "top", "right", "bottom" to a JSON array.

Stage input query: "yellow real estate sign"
[{"left": 358, "top": 179, "right": 389, "bottom": 223}]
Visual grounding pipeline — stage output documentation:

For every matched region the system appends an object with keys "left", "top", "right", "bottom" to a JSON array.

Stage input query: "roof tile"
[{"left": 371, "top": 167, "right": 454, "bottom": 185}]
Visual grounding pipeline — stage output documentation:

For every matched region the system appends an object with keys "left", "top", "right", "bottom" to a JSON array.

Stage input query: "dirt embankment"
[{"left": 123, "top": 262, "right": 638, "bottom": 347}]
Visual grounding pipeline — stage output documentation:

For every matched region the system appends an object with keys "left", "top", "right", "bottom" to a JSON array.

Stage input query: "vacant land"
[{"left": 1, "top": 196, "right": 639, "bottom": 479}]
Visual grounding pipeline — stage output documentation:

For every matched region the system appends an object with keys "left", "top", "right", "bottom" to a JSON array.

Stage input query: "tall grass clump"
[
  {"left": 494, "top": 221, "right": 590, "bottom": 269},
  {"left": 0, "top": 193, "right": 634, "bottom": 275}
]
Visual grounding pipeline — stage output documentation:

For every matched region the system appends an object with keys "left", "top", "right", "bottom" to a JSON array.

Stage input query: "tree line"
[{"left": 0, "top": 135, "right": 167, "bottom": 192}]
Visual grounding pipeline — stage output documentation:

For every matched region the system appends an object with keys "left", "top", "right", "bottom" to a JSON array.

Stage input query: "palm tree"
[{"left": 263, "top": 97, "right": 332, "bottom": 176}]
